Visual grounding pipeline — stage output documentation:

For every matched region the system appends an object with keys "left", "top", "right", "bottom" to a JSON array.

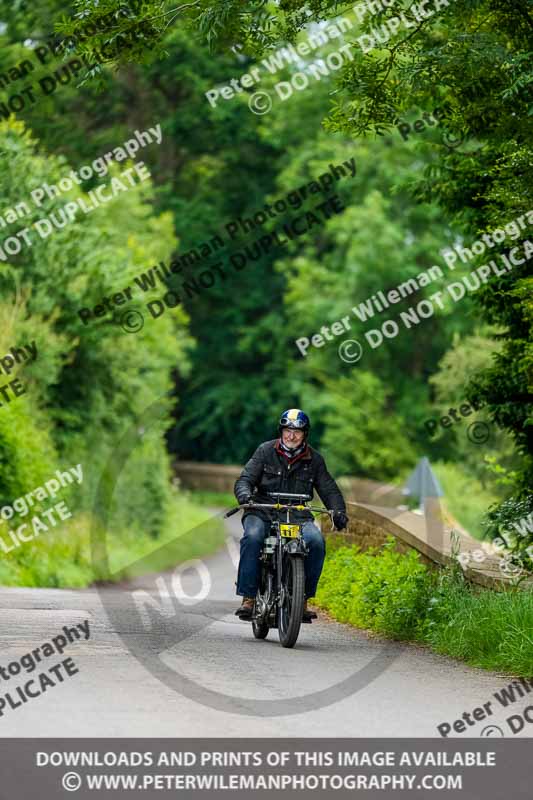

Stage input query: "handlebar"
[
  {"left": 225, "top": 506, "right": 242, "bottom": 518},
  {"left": 224, "top": 502, "right": 335, "bottom": 519}
]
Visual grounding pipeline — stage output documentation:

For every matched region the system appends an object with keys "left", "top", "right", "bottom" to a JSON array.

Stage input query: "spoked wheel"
[
  {"left": 252, "top": 569, "right": 270, "bottom": 640},
  {"left": 278, "top": 556, "right": 305, "bottom": 648}
]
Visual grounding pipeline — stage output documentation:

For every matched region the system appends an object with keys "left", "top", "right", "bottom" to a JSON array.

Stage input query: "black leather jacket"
[{"left": 234, "top": 439, "right": 346, "bottom": 522}]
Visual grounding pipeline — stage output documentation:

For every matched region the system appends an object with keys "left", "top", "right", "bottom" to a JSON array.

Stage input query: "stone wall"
[
  {"left": 174, "top": 461, "right": 241, "bottom": 494},
  {"left": 337, "top": 477, "right": 404, "bottom": 507},
  {"left": 325, "top": 503, "right": 436, "bottom": 569},
  {"left": 174, "top": 461, "right": 405, "bottom": 505},
  {"left": 326, "top": 501, "right": 533, "bottom": 588}
]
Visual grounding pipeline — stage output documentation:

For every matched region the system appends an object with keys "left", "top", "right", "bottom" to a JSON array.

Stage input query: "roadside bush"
[
  {"left": 483, "top": 494, "right": 533, "bottom": 570},
  {"left": 315, "top": 539, "right": 533, "bottom": 677},
  {"left": 314, "top": 545, "right": 362, "bottom": 624},
  {"left": 0, "top": 119, "right": 193, "bottom": 569},
  {"left": 315, "top": 538, "right": 434, "bottom": 639},
  {"left": 423, "top": 571, "right": 533, "bottom": 676},
  {"left": 0, "top": 493, "right": 225, "bottom": 588}
]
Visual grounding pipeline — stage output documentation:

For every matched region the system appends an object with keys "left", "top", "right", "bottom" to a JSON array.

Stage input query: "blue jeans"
[{"left": 236, "top": 514, "right": 326, "bottom": 599}]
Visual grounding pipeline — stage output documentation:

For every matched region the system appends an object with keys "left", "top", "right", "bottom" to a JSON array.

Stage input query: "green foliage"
[
  {"left": 430, "top": 331, "right": 504, "bottom": 402},
  {"left": 186, "top": 489, "right": 237, "bottom": 509},
  {"left": 0, "top": 515, "right": 94, "bottom": 588},
  {"left": 49, "top": 0, "right": 284, "bottom": 64},
  {"left": 426, "top": 330, "right": 519, "bottom": 481},
  {"left": 322, "top": 0, "right": 533, "bottom": 505},
  {"left": 422, "top": 572, "right": 533, "bottom": 677},
  {"left": 0, "top": 0, "right": 529, "bottom": 589},
  {"left": 0, "top": 494, "right": 225, "bottom": 587},
  {"left": 0, "top": 398, "right": 58, "bottom": 506},
  {"left": 316, "top": 539, "right": 533, "bottom": 676},
  {"left": 483, "top": 494, "right": 533, "bottom": 571},
  {"left": 316, "top": 538, "right": 434, "bottom": 638},
  {"left": 317, "top": 374, "right": 417, "bottom": 480},
  {"left": 432, "top": 462, "right": 499, "bottom": 540},
  {"left": 111, "top": 0, "right": 533, "bottom": 527},
  {"left": 0, "top": 1, "right": 518, "bottom": 493},
  {"left": 0, "top": 296, "right": 59, "bottom": 500},
  {"left": 267, "top": 120, "right": 478, "bottom": 478},
  {"left": 0, "top": 114, "right": 194, "bottom": 583}
]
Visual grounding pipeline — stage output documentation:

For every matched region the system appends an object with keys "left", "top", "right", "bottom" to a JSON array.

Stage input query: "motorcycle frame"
[{"left": 257, "top": 502, "right": 308, "bottom": 625}]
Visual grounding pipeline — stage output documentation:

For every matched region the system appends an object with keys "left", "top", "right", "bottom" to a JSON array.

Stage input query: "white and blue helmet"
[{"left": 278, "top": 408, "right": 310, "bottom": 434}]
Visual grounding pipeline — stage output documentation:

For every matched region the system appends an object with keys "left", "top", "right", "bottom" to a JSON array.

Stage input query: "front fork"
[
  {"left": 257, "top": 532, "right": 308, "bottom": 618},
  {"left": 255, "top": 556, "right": 275, "bottom": 621},
  {"left": 278, "top": 536, "right": 308, "bottom": 608}
]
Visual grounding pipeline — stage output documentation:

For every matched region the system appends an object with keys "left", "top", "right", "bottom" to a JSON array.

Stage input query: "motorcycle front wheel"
[
  {"left": 252, "top": 568, "right": 270, "bottom": 640},
  {"left": 278, "top": 556, "right": 305, "bottom": 648},
  {"left": 252, "top": 614, "right": 269, "bottom": 639}
]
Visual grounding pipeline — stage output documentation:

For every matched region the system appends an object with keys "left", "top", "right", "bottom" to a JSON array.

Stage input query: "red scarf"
[{"left": 276, "top": 438, "right": 310, "bottom": 465}]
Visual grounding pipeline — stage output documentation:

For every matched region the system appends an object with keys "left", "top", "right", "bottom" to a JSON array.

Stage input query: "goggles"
[{"left": 280, "top": 422, "right": 306, "bottom": 431}]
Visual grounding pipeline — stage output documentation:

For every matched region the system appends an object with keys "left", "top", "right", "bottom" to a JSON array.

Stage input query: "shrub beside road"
[
  {"left": 315, "top": 539, "right": 533, "bottom": 677},
  {"left": 0, "top": 492, "right": 225, "bottom": 587}
]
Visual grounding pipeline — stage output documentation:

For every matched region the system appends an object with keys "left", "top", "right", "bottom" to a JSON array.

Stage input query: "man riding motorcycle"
[{"left": 234, "top": 408, "right": 348, "bottom": 622}]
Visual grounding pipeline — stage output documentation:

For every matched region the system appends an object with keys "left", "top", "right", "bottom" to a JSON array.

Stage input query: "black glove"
[
  {"left": 237, "top": 493, "right": 252, "bottom": 506},
  {"left": 333, "top": 510, "right": 348, "bottom": 531}
]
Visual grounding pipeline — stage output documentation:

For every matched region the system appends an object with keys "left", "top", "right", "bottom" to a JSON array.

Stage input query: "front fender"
[{"left": 284, "top": 538, "right": 307, "bottom": 556}]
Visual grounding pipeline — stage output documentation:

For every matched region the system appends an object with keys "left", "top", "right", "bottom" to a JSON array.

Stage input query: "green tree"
[
  {"left": 0, "top": 116, "right": 192, "bottom": 536},
  {"left": 4, "top": 0, "right": 528, "bottom": 516}
]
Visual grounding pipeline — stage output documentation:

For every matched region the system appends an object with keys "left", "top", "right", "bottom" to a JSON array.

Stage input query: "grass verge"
[
  {"left": 314, "top": 538, "right": 533, "bottom": 677},
  {"left": 432, "top": 462, "right": 499, "bottom": 539},
  {"left": 185, "top": 489, "right": 237, "bottom": 510},
  {"left": 0, "top": 491, "right": 226, "bottom": 588}
]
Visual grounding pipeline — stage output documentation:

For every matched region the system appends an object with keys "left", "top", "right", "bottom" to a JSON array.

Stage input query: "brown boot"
[
  {"left": 302, "top": 599, "right": 317, "bottom": 623},
  {"left": 235, "top": 597, "right": 254, "bottom": 619}
]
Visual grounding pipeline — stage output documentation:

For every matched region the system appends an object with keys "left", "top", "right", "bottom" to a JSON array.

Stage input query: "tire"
[
  {"left": 278, "top": 556, "right": 305, "bottom": 648},
  {"left": 252, "top": 567, "right": 270, "bottom": 640},
  {"left": 252, "top": 615, "right": 269, "bottom": 639}
]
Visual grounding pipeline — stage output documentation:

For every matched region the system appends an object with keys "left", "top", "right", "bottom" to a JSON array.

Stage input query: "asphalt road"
[{"left": 0, "top": 511, "right": 529, "bottom": 738}]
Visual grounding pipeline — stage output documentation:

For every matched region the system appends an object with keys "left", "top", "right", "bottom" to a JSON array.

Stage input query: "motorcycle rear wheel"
[{"left": 278, "top": 556, "right": 305, "bottom": 648}]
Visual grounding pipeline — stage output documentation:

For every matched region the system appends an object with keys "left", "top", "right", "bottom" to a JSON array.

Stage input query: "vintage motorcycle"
[{"left": 225, "top": 492, "right": 334, "bottom": 648}]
